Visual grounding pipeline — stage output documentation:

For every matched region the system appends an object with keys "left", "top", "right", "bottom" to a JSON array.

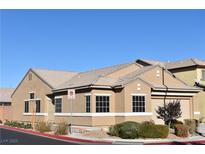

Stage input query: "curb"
[{"left": 0, "top": 125, "right": 112, "bottom": 144}]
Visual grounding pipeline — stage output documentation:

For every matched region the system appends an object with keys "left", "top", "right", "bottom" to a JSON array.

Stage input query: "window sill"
[{"left": 23, "top": 113, "right": 48, "bottom": 116}]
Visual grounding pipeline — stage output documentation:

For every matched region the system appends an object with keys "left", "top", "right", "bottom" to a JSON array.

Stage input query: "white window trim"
[
  {"left": 54, "top": 96, "right": 63, "bottom": 99},
  {"left": 54, "top": 112, "right": 152, "bottom": 117},
  {"left": 94, "top": 94, "right": 112, "bottom": 96},
  {"left": 84, "top": 93, "right": 92, "bottom": 96},
  {"left": 23, "top": 113, "right": 48, "bottom": 116},
  {"left": 194, "top": 112, "right": 200, "bottom": 115},
  {"left": 29, "top": 91, "right": 35, "bottom": 94},
  {"left": 151, "top": 92, "right": 196, "bottom": 96},
  {"left": 24, "top": 98, "right": 41, "bottom": 101},
  {"left": 131, "top": 93, "right": 147, "bottom": 96}
]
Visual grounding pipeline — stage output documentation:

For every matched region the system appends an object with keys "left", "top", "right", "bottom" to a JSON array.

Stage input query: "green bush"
[
  {"left": 174, "top": 124, "right": 189, "bottom": 138},
  {"left": 170, "top": 120, "right": 183, "bottom": 129},
  {"left": 118, "top": 122, "right": 141, "bottom": 139},
  {"left": 138, "top": 124, "right": 169, "bottom": 139},
  {"left": 35, "top": 121, "right": 51, "bottom": 133},
  {"left": 55, "top": 122, "right": 68, "bottom": 135},
  {"left": 109, "top": 121, "right": 140, "bottom": 139},
  {"left": 184, "top": 119, "right": 197, "bottom": 134},
  {"left": 141, "top": 120, "right": 155, "bottom": 126},
  {"left": 24, "top": 123, "right": 32, "bottom": 129}
]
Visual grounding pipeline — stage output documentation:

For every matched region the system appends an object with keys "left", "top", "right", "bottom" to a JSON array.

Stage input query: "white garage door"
[{"left": 151, "top": 99, "right": 191, "bottom": 124}]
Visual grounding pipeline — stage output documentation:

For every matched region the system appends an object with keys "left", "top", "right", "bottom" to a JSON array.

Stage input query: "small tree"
[{"left": 156, "top": 100, "right": 182, "bottom": 127}]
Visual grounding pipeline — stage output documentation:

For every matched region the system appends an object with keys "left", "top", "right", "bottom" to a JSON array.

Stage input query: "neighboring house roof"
[
  {"left": 32, "top": 68, "right": 78, "bottom": 89},
  {"left": 136, "top": 58, "right": 205, "bottom": 70},
  {"left": 0, "top": 88, "right": 14, "bottom": 102},
  {"left": 54, "top": 62, "right": 136, "bottom": 90}
]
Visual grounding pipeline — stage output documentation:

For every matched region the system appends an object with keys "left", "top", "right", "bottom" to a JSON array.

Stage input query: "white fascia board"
[
  {"left": 151, "top": 92, "right": 195, "bottom": 96},
  {"left": 54, "top": 112, "right": 152, "bottom": 117},
  {"left": 23, "top": 113, "right": 48, "bottom": 116}
]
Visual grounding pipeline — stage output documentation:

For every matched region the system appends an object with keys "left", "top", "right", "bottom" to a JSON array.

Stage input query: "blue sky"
[{"left": 1, "top": 10, "right": 205, "bottom": 88}]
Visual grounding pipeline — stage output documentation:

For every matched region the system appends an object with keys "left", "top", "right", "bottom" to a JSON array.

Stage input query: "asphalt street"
[{"left": 0, "top": 128, "right": 78, "bottom": 145}]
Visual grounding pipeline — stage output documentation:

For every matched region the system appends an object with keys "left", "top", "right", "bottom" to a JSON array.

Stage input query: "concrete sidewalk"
[{"left": 68, "top": 131, "right": 205, "bottom": 145}]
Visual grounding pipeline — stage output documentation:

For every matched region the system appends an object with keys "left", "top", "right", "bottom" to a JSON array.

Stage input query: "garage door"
[{"left": 151, "top": 99, "right": 191, "bottom": 124}]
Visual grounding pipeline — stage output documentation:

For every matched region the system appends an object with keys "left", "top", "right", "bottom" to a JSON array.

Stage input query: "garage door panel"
[{"left": 151, "top": 99, "right": 191, "bottom": 124}]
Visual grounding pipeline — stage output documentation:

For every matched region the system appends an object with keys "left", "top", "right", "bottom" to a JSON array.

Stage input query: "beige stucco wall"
[
  {"left": 12, "top": 70, "right": 53, "bottom": 122},
  {"left": 170, "top": 67, "right": 205, "bottom": 118},
  {"left": 171, "top": 67, "right": 197, "bottom": 86},
  {"left": 0, "top": 106, "right": 13, "bottom": 121}
]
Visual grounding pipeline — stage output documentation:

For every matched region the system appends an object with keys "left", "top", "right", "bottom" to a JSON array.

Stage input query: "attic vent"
[
  {"left": 156, "top": 70, "right": 160, "bottom": 78},
  {"left": 137, "top": 83, "right": 141, "bottom": 90},
  {"left": 28, "top": 73, "right": 32, "bottom": 80}
]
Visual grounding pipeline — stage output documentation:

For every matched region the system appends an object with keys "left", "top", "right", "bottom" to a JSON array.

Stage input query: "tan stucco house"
[
  {"left": 136, "top": 58, "right": 205, "bottom": 119},
  {"left": 11, "top": 61, "right": 202, "bottom": 127},
  {"left": 0, "top": 88, "right": 14, "bottom": 121}
]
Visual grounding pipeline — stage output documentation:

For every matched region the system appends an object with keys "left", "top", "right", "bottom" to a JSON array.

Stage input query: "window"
[
  {"left": 30, "top": 93, "right": 34, "bottom": 99},
  {"left": 36, "top": 100, "right": 41, "bottom": 113},
  {"left": 132, "top": 95, "right": 145, "bottom": 112},
  {"left": 55, "top": 98, "right": 62, "bottom": 113},
  {"left": 25, "top": 101, "right": 29, "bottom": 113},
  {"left": 96, "top": 96, "right": 109, "bottom": 112},
  {"left": 28, "top": 73, "right": 32, "bottom": 80},
  {"left": 202, "top": 70, "right": 205, "bottom": 80},
  {"left": 86, "top": 96, "right": 91, "bottom": 113}
]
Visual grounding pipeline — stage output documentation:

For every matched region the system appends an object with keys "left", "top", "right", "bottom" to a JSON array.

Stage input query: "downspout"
[
  {"left": 162, "top": 67, "right": 168, "bottom": 105},
  {"left": 162, "top": 67, "right": 169, "bottom": 125}
]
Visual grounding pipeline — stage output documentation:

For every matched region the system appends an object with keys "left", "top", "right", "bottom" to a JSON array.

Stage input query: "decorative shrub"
[
  {"left": 118, "top": 122, "right": 141, "bottom": 139},
  {"left": 109, "top": 121, "right": 140, "bottom": 139},
  {"left": 174, "top": 124, "right": 189, "bottom": 137},
  {"left": 184, "top": 119, "right": 197, "bottom": 134},
  {"left": 24, "top": 123, "right": 32, "bottom": 129},
  {"left": 138, "top": 124, "right": 169, "bottom": 138},
  {"left": 170, "top": 120, "right": 183, "bottom": 129},
  {"left": 55, "top": 122, "right": 68, "bottom": 135},
  {"left": 35, "top": 121, "right": 51, "bottom": 133},
  {"left": 0, "top": 120, "right": 2, "bottom": 124},
  {"left": 141, "top": 120, "right": 155, "bottom": 126}
]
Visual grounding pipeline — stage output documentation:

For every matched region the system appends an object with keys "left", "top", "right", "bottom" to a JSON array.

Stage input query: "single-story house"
[
  {"left": 0, "top": 88, "right": 14, "bottom": 121},
  {"left": 11, "top": 61, "right": 202, "bottom": 127}
]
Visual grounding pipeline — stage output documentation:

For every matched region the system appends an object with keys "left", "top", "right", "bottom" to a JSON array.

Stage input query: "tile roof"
[
  {"left": 0, "top": 88, "right": 14, "bottom": 102},
  {"left": 55, "top": 62, "right": 135, "bottom": 90},
  {"left": 136, "top": 58, "right": 205, "bottom": 70},
  {"left": 32, "top": 68, "right": 78, "bottom": 89}
]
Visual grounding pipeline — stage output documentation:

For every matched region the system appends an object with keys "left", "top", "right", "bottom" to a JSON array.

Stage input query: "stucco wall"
[
  {"left": 12, "top": 70, "right": 53, "bottom": 122},
  {"left": 0, "top": 106, "right": 13, "bottom": 121}
]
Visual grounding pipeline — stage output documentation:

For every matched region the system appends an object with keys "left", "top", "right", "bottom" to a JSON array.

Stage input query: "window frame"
[
  {"left": 55, "top": 97, "right": 62, "bottom": 113},
  {"left": 29, "top": 92, "right": 35, "bottom": 99},
  {"left": 96, "top": 96, "right": 110, "bottom": 113},
  {"left": 202, "top": 70, "right": 205, "bottom": 81},
  {"left": 85, "top": 95, "right": 91, "bottom": 113},
  {"left": 24, "top": 101, "right": 29, "bottom": 113},
  {"left": 36, "top": 100, "right": 41, "bottom": 113},
  {"left": 132, "top": 95, "right": 145, "bottom": 112}
]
